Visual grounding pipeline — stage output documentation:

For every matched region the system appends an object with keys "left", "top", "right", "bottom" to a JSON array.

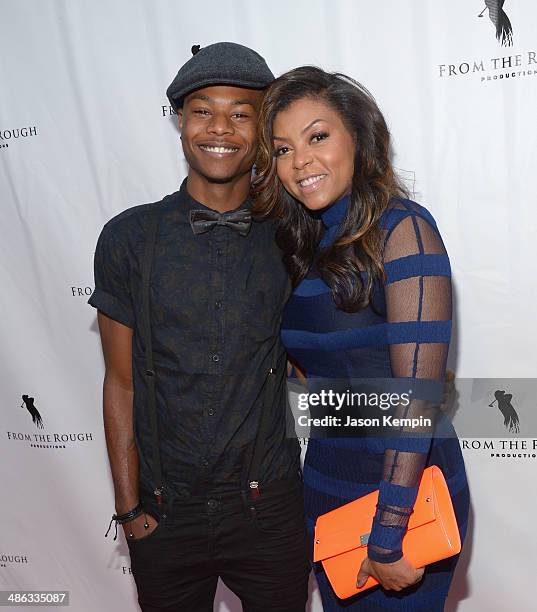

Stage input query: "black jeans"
[{"left": 127, "top": 477, "right": 310, "bottom": 612}]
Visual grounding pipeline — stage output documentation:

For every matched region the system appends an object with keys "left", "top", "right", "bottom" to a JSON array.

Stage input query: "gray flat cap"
[{"left": 166, "top": 42, "right": 274, "bottom": 111}]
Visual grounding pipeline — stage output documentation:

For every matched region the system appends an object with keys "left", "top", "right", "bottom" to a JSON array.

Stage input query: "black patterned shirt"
[{"left": 88, "top": 179, "right": 300, "bottom": 499}]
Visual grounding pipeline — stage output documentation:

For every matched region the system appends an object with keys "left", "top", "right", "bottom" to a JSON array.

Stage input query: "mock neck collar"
[{"left": 320, "top": 193, "right": 351, "bottom": 228}]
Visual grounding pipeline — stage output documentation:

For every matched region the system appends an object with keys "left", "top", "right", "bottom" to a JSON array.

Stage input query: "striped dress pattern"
[{"left": 281, "top": 194, "right": 470, "bottom": 611}]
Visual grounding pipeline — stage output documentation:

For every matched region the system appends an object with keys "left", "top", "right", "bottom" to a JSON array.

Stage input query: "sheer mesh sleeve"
[{"left": 367, "top": 207, "right": 452, "bottom": 564}]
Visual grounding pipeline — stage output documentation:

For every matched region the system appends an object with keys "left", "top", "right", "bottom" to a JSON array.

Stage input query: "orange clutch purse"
[{"left": 313, "top": 465, "right": 461, "bottom": 599}]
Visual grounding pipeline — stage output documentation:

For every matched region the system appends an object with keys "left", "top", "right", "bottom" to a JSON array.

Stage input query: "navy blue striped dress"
[{"left": 281, "top": 195, "right": 470, "bottom": 611}]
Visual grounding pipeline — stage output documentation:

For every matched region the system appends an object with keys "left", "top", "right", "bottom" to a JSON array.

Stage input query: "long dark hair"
[{"left": 252, "top": 66, "right": 408, "bottom": 312}]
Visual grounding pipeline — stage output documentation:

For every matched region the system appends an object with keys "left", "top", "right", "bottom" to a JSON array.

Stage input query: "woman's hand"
[{"left": 356, "top": 556, "right": 424, "bottom": 591}]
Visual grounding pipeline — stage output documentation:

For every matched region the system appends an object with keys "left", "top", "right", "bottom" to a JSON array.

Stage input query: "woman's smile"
[{"left": 296, "top": 173, "right": 328, "bottom": 192}]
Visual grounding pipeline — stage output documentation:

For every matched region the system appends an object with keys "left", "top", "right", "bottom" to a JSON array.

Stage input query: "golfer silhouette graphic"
[
  {"left": 489, "top": 390, "right": 520, "bottom": 433},
  {"left": 21, "top": 394, "right": 44, "bottom": 429},
  {"left": 478, "top": 0, "right": 513, "bottom": 46}
]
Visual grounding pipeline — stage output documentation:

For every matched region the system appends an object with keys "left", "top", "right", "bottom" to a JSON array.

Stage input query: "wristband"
[
  {"left": 105, "top": 502, "right": 147, "bottom": 541},
  {"left": 115, "top": 503, "right": 144, "bottom": 524}
]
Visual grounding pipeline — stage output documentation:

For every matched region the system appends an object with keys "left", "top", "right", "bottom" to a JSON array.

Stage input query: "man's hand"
[
  {"left": 356, "top": 556, "right": 424, "bottom": 591},
  {"left": 123, "top": 512, "right": 159, "bottom": 541}
]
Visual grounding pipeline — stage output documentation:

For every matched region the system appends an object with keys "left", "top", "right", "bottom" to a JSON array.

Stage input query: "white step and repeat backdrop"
[{"left": 1, "top": 1, "right": 536, "bottom": 610}]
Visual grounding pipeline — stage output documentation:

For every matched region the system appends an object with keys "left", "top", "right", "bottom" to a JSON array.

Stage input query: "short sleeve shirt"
[{"left": 88, "top": 179, "right": 300, "bottom": 498}]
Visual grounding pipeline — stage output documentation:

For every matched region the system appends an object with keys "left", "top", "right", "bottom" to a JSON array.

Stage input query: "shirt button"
[
  {"left": 208, "top": 408, "right": 214, "bottom": 416},
  {"left": 216, "top": 248, "right": 223, "bottom": 257},
  {"left": 202, "top": 459, "right": 209, "bottom": 467},
  {"left": 215, "top": 300, "right": 222, "bottom": 309},
  {"left": 211, "top": 353, "right": 220, "bottom": 363},
  {"left": 207, "top": 499, "right": 218, "bottom": 509}
]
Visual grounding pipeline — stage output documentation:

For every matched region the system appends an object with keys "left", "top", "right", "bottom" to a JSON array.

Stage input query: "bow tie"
[{"left": 189, "top": 208, "right": 252, "bottom": 237}]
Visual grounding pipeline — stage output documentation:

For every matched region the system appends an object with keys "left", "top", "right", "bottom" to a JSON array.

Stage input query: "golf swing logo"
[
  {"left": 21, "top": 394, "right": 44, "bottom": 429},
  {"left": 489, "top": 390, "right": 520, "bottom": 433},
  {"left": 478, "top": 0, "right": 513, "bottom": 46}
]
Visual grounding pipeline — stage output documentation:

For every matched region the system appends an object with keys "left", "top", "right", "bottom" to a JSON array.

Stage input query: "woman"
[{"left": 253, "top": 66, "right": 470, "bottom": 611}]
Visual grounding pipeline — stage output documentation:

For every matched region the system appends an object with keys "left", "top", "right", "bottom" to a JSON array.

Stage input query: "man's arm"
[
  {"left": 98, "top": 311, "right": 158, "bottom": 539},
  {"left": 97, "top": 311, "right": 140, "bottom": 514}
]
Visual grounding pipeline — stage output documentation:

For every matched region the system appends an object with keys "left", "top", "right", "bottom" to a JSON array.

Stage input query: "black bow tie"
[{"left": 189, "top": 208, "right": 252, "bottom": 237}]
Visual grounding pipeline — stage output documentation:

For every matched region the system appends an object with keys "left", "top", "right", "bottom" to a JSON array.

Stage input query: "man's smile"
[{"left": 198, "top": 142, "right": 241, "bottom": 157}]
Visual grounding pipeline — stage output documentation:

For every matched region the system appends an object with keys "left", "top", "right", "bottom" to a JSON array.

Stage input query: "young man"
[{"left": 89, "top": 42, "right": 309, "bottom": 611}]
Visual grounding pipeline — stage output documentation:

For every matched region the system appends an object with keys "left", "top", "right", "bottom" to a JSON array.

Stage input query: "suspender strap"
[
  {"left": 141, "top": 204, "right": 285, "bottom": 504},
  {"left": 141, "top": 206, "right": 166, "bottom": 505},
  {"left": 245, "top": 340, "right": 282, "bottom": 500}
]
